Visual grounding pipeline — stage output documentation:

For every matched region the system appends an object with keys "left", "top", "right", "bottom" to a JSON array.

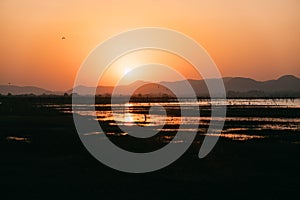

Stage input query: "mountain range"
[{"left": 1, "top": 75, "right": 300, "bottom": 98}]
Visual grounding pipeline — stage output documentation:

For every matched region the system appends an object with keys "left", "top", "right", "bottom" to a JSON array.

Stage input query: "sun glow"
[
  {"left": 0, "top": 1, "right": 300, "bottom": 90},
  {"left": 98, "top": 49, "right": 202, "bottom": 86},
  {"left": 124, "top": 68, "right": 132, "bottom": 75}
]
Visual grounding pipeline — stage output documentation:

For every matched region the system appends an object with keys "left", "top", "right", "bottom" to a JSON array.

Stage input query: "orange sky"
[{"left": 1, "top": 0, "right": 300, "bottom": 90}]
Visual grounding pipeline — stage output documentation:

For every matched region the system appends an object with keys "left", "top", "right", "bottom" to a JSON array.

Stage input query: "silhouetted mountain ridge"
[
  {"left": 0, "top": 85, "right": 58, "bottom": 95},
  {"left": 1, "top": 75, "right": 299, "bottom": 97}
]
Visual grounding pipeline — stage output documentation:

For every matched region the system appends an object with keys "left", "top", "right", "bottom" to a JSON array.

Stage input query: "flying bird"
[{"left": 61, "top": 36, "right": 66, "bottom": 40}]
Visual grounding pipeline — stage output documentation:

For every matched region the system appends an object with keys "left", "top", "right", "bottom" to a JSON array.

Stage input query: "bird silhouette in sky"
[{"left": 61, "top": 36, "right": 66, "bottom": 40}]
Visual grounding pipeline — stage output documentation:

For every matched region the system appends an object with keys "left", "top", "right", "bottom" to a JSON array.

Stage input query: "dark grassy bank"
[{"left": 0, "top": 96, "right": 300, "bottom": 199}]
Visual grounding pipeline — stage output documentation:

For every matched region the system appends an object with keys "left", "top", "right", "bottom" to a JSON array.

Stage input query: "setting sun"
[{"left": 124, "top": 68, "right": 132, "bottom": 75}]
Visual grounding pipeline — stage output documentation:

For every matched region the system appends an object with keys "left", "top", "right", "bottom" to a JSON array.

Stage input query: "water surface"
[{"left": 48, "top": 98, "right": 300, "bottom": 142}]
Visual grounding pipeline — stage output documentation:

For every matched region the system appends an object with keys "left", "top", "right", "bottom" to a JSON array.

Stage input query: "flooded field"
[
  {"left": 48, "top": 98, "right": 300, "bottom": 142},
  {"left": 1, "top": 96, "right": 300, "bottom": 199}
]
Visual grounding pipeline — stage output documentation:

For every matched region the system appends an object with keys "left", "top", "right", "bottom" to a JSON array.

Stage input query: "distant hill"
[
  {"left": 72, "top": 75, "right": 300, "bottom": 98},
  {"left": 159, "top": 75, "right": 300, "bottom": 97},
  {"left": 2, "top": 75, "right": 300, "bottom": 98},
  {"left": 0, "top": 85, "right": 57, "bottom": 95},
  {"left": 224, "top": 75, "right": 300, "bottom": 97},
  {"left": 131, "top": 83, "right": 176, "bottom": 97}
]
